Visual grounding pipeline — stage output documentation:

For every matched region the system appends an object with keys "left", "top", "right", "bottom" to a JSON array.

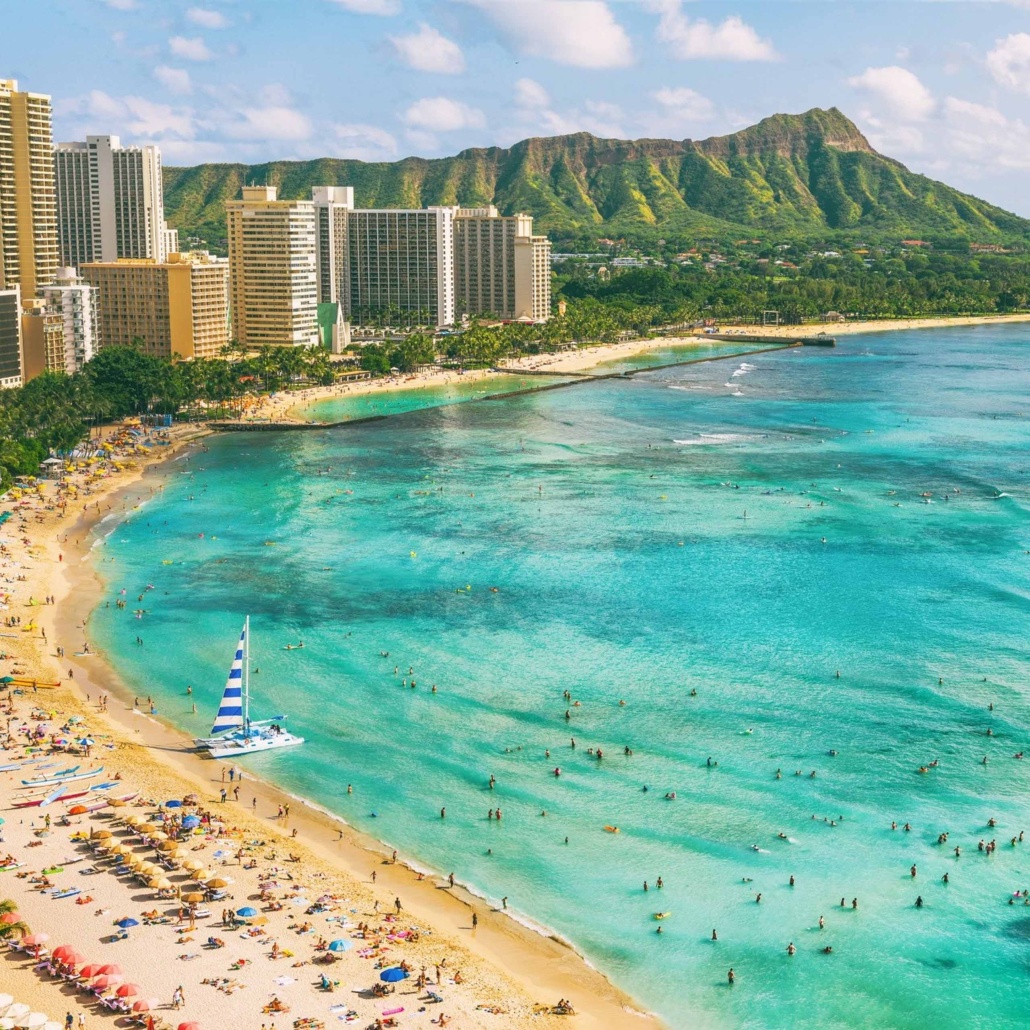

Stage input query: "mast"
[{"left": 243, "top": 615, "right": 251, "bottom": 733}]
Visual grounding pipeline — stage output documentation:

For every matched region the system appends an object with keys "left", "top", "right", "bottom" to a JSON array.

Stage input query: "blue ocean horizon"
[{"left": 90, "top": 327, "right": 1030, "bottom": 1028}]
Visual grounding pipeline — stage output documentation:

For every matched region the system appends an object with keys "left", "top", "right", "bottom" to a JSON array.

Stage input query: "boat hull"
[{"left": 208, "top": 732, "right": 304, "bottom": 759}]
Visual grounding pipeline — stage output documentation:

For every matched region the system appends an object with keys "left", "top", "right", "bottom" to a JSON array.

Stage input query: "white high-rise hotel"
[{"left": 54, "top": 135, "right": 177, "bottom": 267}]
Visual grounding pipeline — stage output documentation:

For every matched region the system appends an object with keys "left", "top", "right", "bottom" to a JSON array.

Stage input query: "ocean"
[{"left": 90, "top": 327, "right": 1030, "bottom": 1028}]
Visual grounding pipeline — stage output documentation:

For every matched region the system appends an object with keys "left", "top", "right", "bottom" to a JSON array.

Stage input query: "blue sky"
[{"left": 4, "top": 1, "right": 1030, "bottom": 214}]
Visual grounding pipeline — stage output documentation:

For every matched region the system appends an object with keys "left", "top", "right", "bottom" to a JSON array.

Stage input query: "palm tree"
[{"left": 0, "top": 899, "right": 28, "bottom": 940}]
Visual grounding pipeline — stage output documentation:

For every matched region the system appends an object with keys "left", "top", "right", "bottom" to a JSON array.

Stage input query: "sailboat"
[{"left": 193, "top": 618, "right": 304, "bottom": 760}]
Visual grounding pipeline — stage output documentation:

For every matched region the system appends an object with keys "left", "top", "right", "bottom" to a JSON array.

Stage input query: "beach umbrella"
[
  {"left": 183, "top": 858, "right": 205, "bottom": 871},
  {"left": 108, "top": 844, "right": 129, "bottom": 856},
  {"left": 177, "top": 1023, "right": 201, "bottom": 1030},
  {"left": 156, "top": 840, "right": 178, "bottom": 852},
  {"left": 116, "top": 984, "right": 142, "bottom": 998},
  {"left": 51, "top": 944, "right": 82, "bottom": 962},
  {"left": 77, "top": 738, "right": 94, "bottom": 747},
  {"left": 90, "top": 829, "right": 112, "bottom": 839},
  {"left": 96, "top": 963, "right": 123, "bottom": 976},
  {"left": 115, "top": 918, "right": 139, "bottom": 929},
  {"left": 132, "top": 999, "right": 159, "bottom": 1013},
  {"left": 67, "top": 805, "right": 88, "bottom": 815},
  {"left": 182, "top": 815, "right": 201, "bottom": 829},
  {"left": 236, "top": 906, "right": 258, "bottom": 918},
  {"left": 205, "top": 877, "right": 227, "bottom": 889},
  {"left": 0, "top": 676, "right": 14, "bottom": 684},
  {"left": 148, "top": 831, "right": 168, "bottom": 841},
  {"left": 379, "top": 967, "right": 408, "bottom": 983},
  {"left": 191, "top": 869, "right": 212, "bottom": 882},
  {"left": 183, "top": 892, "right": 204, "bottom": 904},
  {"left": 164, "top": 800, "right": 182, "bottom": 808},
  {"left": 137, "top": 862, "right": 159, "bottom": 876},
  {"left": 21, "top": 934, "right": 48, "bottom": 947},
  {"left": 123, "top": 814, "right": 143, "bottom": 826},
  {"left": 92, "top": 974, "right": 123, "bottom": 989},
  {"left": 4, "top": 1007, "right": 29, "bottom": 1020},
  {"left": 79, "top": 964, "right": 105, "bottom": 978},
  {"left": 327, "top": 939, "right": 351, "bottom": 953},
  {"left": 151, "top": 878, "right": 173, "bottom": 891},
  {"left": 0, "top": 912, "right": 22, "bottom": 924},
  {"left": 13, "top": 1014, "right": 47, "bottom": 1029},
  {"left": 107, "top": 798, "right": 127, "bottom": 808},
  {"left": 0, "top": 995, "right": 11, "bottom": 1010},
  {"left": 67, "top": 716, "right": 82, "bottom": 724}
]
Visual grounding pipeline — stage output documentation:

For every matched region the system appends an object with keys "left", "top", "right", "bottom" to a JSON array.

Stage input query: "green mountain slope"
[{"left": 163, "top": 108, "right": 1030, "bottom": 247}]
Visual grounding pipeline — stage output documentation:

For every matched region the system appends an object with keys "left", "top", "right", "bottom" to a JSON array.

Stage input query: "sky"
[{"left": 4, "top": 0, "right": 1030, "bottom": 215}]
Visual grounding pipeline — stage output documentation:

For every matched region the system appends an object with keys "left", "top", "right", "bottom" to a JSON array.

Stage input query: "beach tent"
[{"left": 327, "top": 939, "right": 351, "bottom": 953}]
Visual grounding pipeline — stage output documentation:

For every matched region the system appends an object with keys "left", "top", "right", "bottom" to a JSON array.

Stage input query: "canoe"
[{"left": 21, "top": 767, "right": 103, "bottom": 787}]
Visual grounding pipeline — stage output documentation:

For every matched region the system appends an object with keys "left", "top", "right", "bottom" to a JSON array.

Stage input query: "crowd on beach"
[{"left": 0, "top": 422, "right": 604, "bottom": 1030}]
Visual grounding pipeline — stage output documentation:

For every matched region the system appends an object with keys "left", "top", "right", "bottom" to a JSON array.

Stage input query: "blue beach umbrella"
[
  {"left": 116, "top": 917, "right": 139, "bottom": 928},
  {"left": 182, "top": 815, "right": 201, "bottom": 829},
  {"left": 236, "top": 907, "right": 258, "bottom": 918},
  {"left": 164, "top": 800, "right": 182, "bottom": 809},
  {"left": 379, "top": 967, "right": 408, "bottom": 983},
  {"left": 78, "top": 738, "right": 95, "bottom": 746},
  {"left": 327, "top": 939, "right": 351, "bottom": 953}
]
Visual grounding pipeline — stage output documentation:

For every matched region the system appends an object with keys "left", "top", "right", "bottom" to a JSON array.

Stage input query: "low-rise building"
[
  {"left": 81, "top": 251, "right": 229, "bottom": 360},
  {"left": 41, "top": 267, "right": 99, "bottom": 373}
]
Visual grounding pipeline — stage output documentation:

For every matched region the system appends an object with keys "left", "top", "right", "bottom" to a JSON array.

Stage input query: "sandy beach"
[{"left": 0, "top": 425, "right": 656, "bottom": 1030}]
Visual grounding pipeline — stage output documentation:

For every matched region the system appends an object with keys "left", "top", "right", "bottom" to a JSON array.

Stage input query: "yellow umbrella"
[
  {"left": 156, "top": 840, "right": 177, "bottom": 852},
  {"left": 183, "top": 892, "right": 205, "bottom": 904},
  {"left": 108, "top": 798, "right": 127, "bottom": 808},
  {"left": 137, "top": 862, "right": 159, "bottom": 876},
  {"left": 121, "top": 815, "right": 143, "bottom": 826},
  {"left": 204, "top": 877, "right": 227, "bottom": 889},
  {"left": 191, "top": 869, "right": 212, "bottom": 882},
  {"left": 109, "top": 843, "right": 129, "bottom": 856},
  {"left": 183, "top": 859, "right": 205, "bottom": 872},
  {"left": 91, "top": 829, "right": 113, "bottom": 839},
  {"left": 150, "top": 878, "right": 173, "bottom": 891},
  {"left": 147, "top": 831, "right": 168, "bottom": 841},
  {"left": 124, "top": 857, "right": 142, "bottom": 870}
]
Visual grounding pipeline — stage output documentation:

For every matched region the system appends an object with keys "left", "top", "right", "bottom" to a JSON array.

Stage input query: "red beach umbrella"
[
  {"left": 52, "top": 945, "right": 86, "bottom": 965},
  {"left": 177, "top": 1024, "right": 201, "bottom": 1030},
  {"left": 68, "top": 804, "right": 89, "bottom": 815},
  {"left": 0, "top": 911, "right": 22, "bottom": 924},
  {"left": 22, "top": 933, "right": 48, "bottom": 946},
  {"left": 132, "top": 999, "right": 160, "bottom": 1013},
  {"left": 80, "top": 963, "right": 105, "bottom": 978},
  {"left": 116, "top": 983, "right": 142, "bottom": 998},
  {"left": 92, "top": 973, "right": 124, "bottom": 989},
  {"left": 97, "top": 962, "right": 123, "bottom": 976},
  {"left": 51, "top": 944, "right": 76, "bottom": 960}
]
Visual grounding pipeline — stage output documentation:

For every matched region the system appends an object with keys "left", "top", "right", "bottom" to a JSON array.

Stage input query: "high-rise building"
[
  {"left": 514, "top": 232, "right": 552, "bottom": 322},
  {"left": 42, "top": 267, "right": 99, "bottom": 373},
  {"left": 0, "top": 286, "right": 22, "bottom": 388},
  {"left": 0, "top": 79, "right": 58, "bottom": 298},
  {"left": 312, "top": 186, "right": 353, "bottom": 305},
  {"left": 20, "top": 297, "right": 64, "bottom": 380},
  {"left": 453, "top": 206, "right": 550, "bottom": 321},
  {"left": 82, "top": 252, "right": 230, "bottom": 361},
  {"left": 226, "top": 186, "right": 318, "bottom": 347},
  {"left": 54, "top": 135, "right": 171, "bottom": 267},
  {"left": 345, "top": 207, "right": 455, "bottom": 328}
]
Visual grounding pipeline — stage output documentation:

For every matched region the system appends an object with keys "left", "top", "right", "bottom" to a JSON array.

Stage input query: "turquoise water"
[
  {"left": 293, "top": 372, "right": 575, "bottom": 422},
  {"left": 89, "top": 327, "right": 1030, "bottom": 1029}
]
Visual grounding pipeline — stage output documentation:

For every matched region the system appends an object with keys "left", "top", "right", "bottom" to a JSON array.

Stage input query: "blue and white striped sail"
[{"left": 211, "top": 623, "right": 247, "bottom": 735}]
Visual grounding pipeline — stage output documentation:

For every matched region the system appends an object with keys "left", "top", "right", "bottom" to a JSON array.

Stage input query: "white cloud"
[
  {"left": 466, "top": 0, "right": 632, "bottom": 69},
  {"left": 186, "top": 7, "right": 229, "bottom": 29},
  {"left": 332, "top": 123, "right": 399, "bottom": 161},
  {"left": 986, "top": 33, "right": 1030, "bottom": 93},
  {"left": 389, "top": 23, "right": 465, "bottom": 73},
  {"left": 652, "top": 86, "right": 714, "bottom": 122},
  {"left": 102, "top": 0, "right": 137, "bottom": 9},
  {"left": 653, "top": 0, "right": 778, "bottom": 62},
  {"left": 847, "top": 66, "right": 935, "bottom": 121},
  {"left": 944, "top": 96, "right": 1030, "bottom": 171},
  {"left": 60, "top": 90, "right": 196, "bottom": 139},
  {"left": 327, "top": 0, "right": 400, "bottom": 14},
  {"left": 222, "top": 103, "right": 312, "bottom": 141},
  {"left": 153, "top": 66, "right": 192, "bottom": 95},
  {"left": 169, "top": 35, "right": 213, "bottom": 61},
  {"left": 402, "top": 96, "right": 485, "bottom": 132},
  {"left": 515, "top": 78, "right": 550, "bottom": 109}
]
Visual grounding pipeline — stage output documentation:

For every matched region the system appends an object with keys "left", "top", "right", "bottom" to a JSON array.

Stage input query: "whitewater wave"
[
  {"left": 731, "top": 363, "right": 756, "bottom": 378},
  {"left": 673, "top": 433, "right": 755, "bottom": 446}
]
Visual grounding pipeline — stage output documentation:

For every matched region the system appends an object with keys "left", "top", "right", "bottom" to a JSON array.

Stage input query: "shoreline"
[
  {"left": 2, "top": 425, "right": 660, "bottom": 1028},
  {"left": 237, "top": 313, "right": 1030, "bottom": 424}
]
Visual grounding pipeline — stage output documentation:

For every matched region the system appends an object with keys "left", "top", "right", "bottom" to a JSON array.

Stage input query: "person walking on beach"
[
  {"left": 471, "top": 912, "right": 478, "bottom": 930},
  {"left": 220, "top": 788, "right": 227, "bottom": 803},
  {"left": 394, "top": 897, "right": 402, "bottom": 914}
]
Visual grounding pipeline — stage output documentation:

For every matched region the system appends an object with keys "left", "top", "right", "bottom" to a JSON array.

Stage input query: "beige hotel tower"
[
  {"left": 226, "top": 186, "right": 318, "bottom": 348},
  {"left": 0, "top": 79, "right": 58, "bottom": 300}
]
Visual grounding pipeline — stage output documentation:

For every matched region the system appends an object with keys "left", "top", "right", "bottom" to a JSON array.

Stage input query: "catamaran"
[{"left": 193, "top": 617, "right": 303, "bottom": 760}]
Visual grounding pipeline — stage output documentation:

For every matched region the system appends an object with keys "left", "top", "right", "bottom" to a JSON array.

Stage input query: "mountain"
[{"left": 163, "top": 108, "right": 1030, "bottom": 248}]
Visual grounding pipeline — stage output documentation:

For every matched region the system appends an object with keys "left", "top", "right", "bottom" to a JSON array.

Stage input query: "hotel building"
[
  {"left": 81, "top": 252, "right": 229, "bottom": 361},
  {"left": 41, "top": 267, "right": 99, "bottom": 373},
  {"left": 312, "top": 186, "right": 353, "bottom": 305},
  {"left": 454, "top": 206, "right": 551, "bottom": 321},
  {"left": 0, "top": 287, "right": 22, "bottom": 387},
  {"left": 344, "top": 207, "right": 455, "bottom": 328},
  {"left": 0, "top": 79, "right": 59, "bottom": 299},
  {"left": 226, "top": 186, "right": 318, "bottom": 347},
  {"left": 20, "top": 297, "right": 64, "bottom": 380},
  {"left": 54, "top": 135, "right": 172, "bottom": 266}
]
